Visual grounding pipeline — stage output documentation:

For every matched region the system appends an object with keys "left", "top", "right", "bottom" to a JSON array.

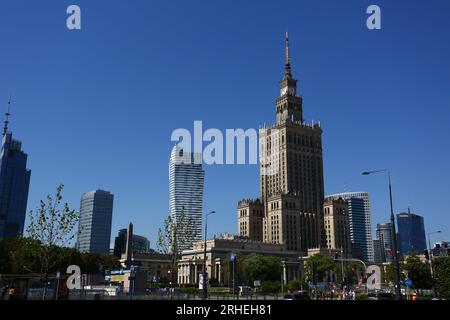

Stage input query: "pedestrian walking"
[
  {"left": 1, "top": 285, "right": 7, "bottom": 300},
  {"left": 7, "top": 286, "right": 15, "bottom": 300}
]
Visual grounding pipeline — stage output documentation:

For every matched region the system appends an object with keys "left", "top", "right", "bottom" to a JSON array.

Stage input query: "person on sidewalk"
[
  {"left": 7, "top": 286, "right": 15, "bottom": 301},
  {"left": 1, "top": 285, "right": 7, "bottom": 300}
]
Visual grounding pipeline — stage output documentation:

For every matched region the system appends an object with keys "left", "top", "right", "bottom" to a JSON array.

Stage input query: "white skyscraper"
[
  {"left": 325, "top": 192, "right": 374, "bottom": 262},
  {"left": 169, "top": 145, "right": 204, "bottom": 252}
]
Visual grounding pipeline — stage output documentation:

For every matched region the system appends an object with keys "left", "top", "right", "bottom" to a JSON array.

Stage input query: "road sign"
[
  {"left": 56, "top": 271, "right": 61, "bottom": 279},
  {"left": 230, "top": 253, "right": 237, "bottom": 262},
  {"left": 405, "top": 278, "right": 413, "bottom": 288},
  {"left": 254, "top": 280, "right": 261, "bottom": 287}
]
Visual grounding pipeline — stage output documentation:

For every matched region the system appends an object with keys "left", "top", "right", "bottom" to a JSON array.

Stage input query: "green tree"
[
  {"left": 79, "top": 252, "right": 120, "bottom": 274},
  {"left": 261, "top": 280, "right": 280, "bottom": 294},
  {"left": 305, "top": 253, "right": 335, "bottom": 283},
  {"left": 433, "top": 256, "right": 450, "bottom": 299},
  {"left": 0, "top": 237, "right": 41, "bottom": 274},
  {"left": 221, "top": 252, "right": 245, "bottom": 287},
  {"left": 287, "top": 280, "right": 302, "bottom": 292},
  {"left": 404, "top": 254, "right": 432, "bottom": 290},
  {"left": 156, "top": 208, "right": 195, "bottom": 284},
  {"left": 242, "top": 254, "right": 281, "bottom": 285},
  {"left": 26, "top": 184, "right": 78, "bottom": 299},
  {"left": 384, "top": 255, "right": 431, "bottom": 290}
]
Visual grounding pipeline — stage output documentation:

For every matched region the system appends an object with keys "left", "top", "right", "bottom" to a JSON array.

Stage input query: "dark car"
[
  {"left": 368, "top": 292, "right": 396, "bottom": 300},
  {"left": 283, "top": 292, "right": 311, "bottom": 301}
]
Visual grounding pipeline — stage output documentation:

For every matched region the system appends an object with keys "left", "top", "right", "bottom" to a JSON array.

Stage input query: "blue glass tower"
[
  {"left": 397, "top": 210, "right": 426, "bottom": 255},
  {"left": 0, "top": 103, "right": 31, "bottom": 239}
]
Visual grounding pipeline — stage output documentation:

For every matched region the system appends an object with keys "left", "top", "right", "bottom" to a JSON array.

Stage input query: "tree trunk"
[{"left": 42, "top": 274, "right": 48, "bottom": 300}]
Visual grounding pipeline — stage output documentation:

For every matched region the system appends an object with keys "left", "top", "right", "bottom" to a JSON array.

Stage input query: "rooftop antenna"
[{"left": 3, "top": 95, "right": 11, "bottom": 136}]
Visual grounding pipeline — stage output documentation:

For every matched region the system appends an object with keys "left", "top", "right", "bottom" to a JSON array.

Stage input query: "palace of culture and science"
[{"left": 238, "top": 33, "right": 325, "bottom": 254}]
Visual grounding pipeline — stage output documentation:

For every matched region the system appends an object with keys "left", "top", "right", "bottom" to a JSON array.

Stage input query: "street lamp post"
[
  {"left": 168, "top": 270, "right": 173, "bottom": 300},
  {"left": 427, "top": 230, "right": 442, "bottom": 294},
  {"left": 202, "top": 210, "right": 215, "bottom": 300},
  {"left": 362, "top": 169, "right": 402, "bottom": 300}
]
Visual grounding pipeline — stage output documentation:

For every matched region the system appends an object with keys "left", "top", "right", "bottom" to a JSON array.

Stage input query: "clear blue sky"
[{"left": 1, "top": 0, "right": 449, "bottom": 248}]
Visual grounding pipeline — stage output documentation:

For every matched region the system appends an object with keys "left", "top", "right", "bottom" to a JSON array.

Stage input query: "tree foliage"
[
  {"left": 384, "top": 254, "right": 432, "bottom": 289},
  {"left": 0, "top": 237, "right": 120, "bottom": 275},
  {"left": 156, "top": 208, "right": 195, "bottom": 283},
  {"left": 242, "top": 254, "right": 281, "bottom": 284},
  {"left": 404, "top": 254, "right": 432, "bottom": 289},
  {"left": 26, "top": 184, "right": 78, "bottom": 279},
  {"left": 434, "top": 256, "right": 450, "bottom": 298},
  {"left": 287, "top": 280, "right": 302, "bottom": 292},
  {"left": 305, "top": 253, "right": 336, "bottom": 283},
  {"left": 221, "top": 252, "right": 245, "bottom": 287},
  {"left": 157, "top": 208, "right": 197, "bottom": 255}
]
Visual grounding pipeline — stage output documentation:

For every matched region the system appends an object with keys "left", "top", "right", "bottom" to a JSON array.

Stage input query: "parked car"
[{"left": 283, "top": 292, "right": 311, "bottom": 301}]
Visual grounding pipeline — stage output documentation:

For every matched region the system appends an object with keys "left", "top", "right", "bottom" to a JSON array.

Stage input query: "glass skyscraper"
[
  {"left": 113, "top": 227, "right": 151, "bottom": 258},
  {"left": 326, "top": 192, "right": 374, "bottom": 262},
  {"left": 76, "top": 189, "right": 114, "bottom": 254},
  {"left": 0, "top": 128, "right": 31, "bottom": 239},
  {"left": 376, "top": 222, "right": 393, "bottom": 263},
  {"left": 169, "top": 145, "right": 204, "bottom": 252},
  {"left": 397, "top": 210, "right": 426, "bottom": 255}
]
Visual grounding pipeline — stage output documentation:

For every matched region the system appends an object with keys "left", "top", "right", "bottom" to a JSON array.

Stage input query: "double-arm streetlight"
[
  {"left": 362, "top": 169, "right": 402, "bottom": 300},
  {"left": 202, "top": 210, "right": 216, "bottom": 300}
]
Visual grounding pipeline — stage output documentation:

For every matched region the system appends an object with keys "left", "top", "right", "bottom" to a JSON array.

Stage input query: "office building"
[
  {"left": 376, "top": 222, "right": 393, "bottom": 263},
  {"left": 0, "top": 104, "right": 31, "bottom": 239},
  {"left": 373, "top": 239, "right": 384, "bottom": 264},
  {"left": 169, "top": 145, "right": 204, "bottom": 252},
  {"left": 76, "top": 189, "right": 114, "bottom": 254},
  {"left": 113, "top": 224, "right": 151, "bottom": 258},
  {"left": 397, "top": 209, "right": 427, "bottom": 255},
  {"left": 325, "top": 192, "right": 374, "bottom": 262},
  {"left": 323, "top": 197, "right": 351, "bottom": 257},
  {"left": 432, "top": 241, "right": 450, "bottom": 257}
]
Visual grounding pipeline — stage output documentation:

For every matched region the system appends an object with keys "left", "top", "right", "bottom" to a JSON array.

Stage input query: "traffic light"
[{"left": 424, "top": 249, "right": 430, "bottom": 261}]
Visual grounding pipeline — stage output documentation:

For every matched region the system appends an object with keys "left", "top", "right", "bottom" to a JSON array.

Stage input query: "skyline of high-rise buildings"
[
  {"left": 0, "top": 32, "right": 443, "bottom": 262},
  {"left": 0, "top": 103, "right": 31, "bottom": 240},
  {"left": 169, "top": 144, "right": 205, "bottom": 252},
  {"left": 76, "top": 189, "right": 114, "bottom": 254}
]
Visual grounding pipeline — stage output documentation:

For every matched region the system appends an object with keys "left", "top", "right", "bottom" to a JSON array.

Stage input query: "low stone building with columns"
[{"left": 177, "top": 233, "right": 304, "bottom": 286}]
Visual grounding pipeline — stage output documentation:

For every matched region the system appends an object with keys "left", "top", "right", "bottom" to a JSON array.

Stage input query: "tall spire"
[
  {"left": 284, "top": 31, "right": 292, "bottom": 79},
  {"left": 3, "top": 95, "right": 11, "bottom": 136}
]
